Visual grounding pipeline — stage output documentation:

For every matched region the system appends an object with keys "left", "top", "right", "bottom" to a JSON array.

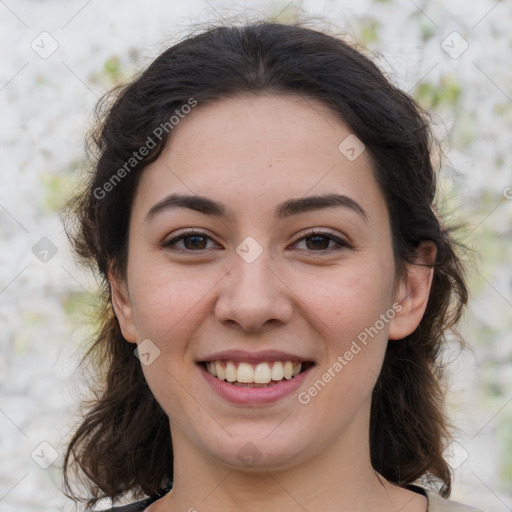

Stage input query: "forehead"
[{"left": 135, "top": 94, "right": 386, "bottom": 223}]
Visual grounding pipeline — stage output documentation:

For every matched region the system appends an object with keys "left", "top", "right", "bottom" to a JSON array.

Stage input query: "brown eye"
[
  {"left": 305, "top": 235, "right": 331, "bottom": 250},
  {"left": 162, "top": 230, "right": 219, "bottom": 252},
  {"left": 182, "top": 235, "right": 208, "bottom": 250},
  {"left": 292, "top": 231, "right": 352, "bottom": 252}
]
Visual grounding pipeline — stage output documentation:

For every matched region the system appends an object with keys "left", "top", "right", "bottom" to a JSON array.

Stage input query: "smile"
[{"left": 203, "top": 360, "right": 310, "bottom": 387}]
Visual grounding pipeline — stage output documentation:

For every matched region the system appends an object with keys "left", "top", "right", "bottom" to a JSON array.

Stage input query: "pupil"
[
  {"left": 306, "top": 236, "right": 329, "bottom": 250},
  {"left": 184, "top": 236, "right": 206, "bottom": 250}
]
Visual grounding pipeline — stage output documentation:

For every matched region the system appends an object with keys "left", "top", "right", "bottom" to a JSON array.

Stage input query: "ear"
[
  {"left": 109, "top": 270, "right": 137, "bottom": 343},
  {"left": 388, "top": 241, "right": 437, "bottom": 340}
]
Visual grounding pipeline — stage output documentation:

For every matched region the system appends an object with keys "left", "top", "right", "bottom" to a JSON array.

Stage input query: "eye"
[
  {"left": 162, "top": 230, "right": 221, "bottom": 252},
  {"left": 292, "top": 230, "right": 351, "bottom": 252},
  {"left": 162, "top": 229, "right": 351, "bottom": 253}
]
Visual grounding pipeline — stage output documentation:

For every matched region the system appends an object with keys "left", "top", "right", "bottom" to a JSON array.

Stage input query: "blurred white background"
[{"left": 1, "top": 0, "right": 511, "bottom": 510}]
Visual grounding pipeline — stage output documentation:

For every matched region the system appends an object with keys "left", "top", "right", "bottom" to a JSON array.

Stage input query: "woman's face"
[{"left": 112, "top": 94, "right": 427, "bottom": 472}]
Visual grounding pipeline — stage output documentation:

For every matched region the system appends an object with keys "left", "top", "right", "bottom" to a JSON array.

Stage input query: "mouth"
[{"left": 199, "top": 360, "right": 314, "bottom": 388}]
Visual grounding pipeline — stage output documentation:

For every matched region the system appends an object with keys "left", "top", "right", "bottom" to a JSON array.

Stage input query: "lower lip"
[{"left": 199, "top": 364, "right": 314, "bottom": 405}]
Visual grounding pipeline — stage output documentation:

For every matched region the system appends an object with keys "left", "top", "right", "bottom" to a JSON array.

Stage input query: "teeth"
[
  {"left": 225, "top": 361, "right": 237, "bottom": 382},
  {"left": 237, "top": 362, "right": 254, "bottom": 383},
  {"left": 254, "top": 362, "right": 272, "bottom": 384},
  {"left": 271, "top": 361, "right": 284, "bottom": 381},
  {"left": 215, "top": 361, "right": 225, "bottom": 380},
  {"left": 205, "top": 360, "right": 306, "bottom": 385},
  {"left": 283, "top": 361, "right": 293, "bottom": 380}
]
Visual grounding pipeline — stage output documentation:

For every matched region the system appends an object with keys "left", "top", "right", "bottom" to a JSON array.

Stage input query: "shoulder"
[
  {"left": 91, "top": 499, "right": 152, "bottom": 511},
  {"left": 85, "top": 483, "right": 172, "bottom": 512},
  {"left": 93, "top": 485, "right": 486, "bottom": 512},
  {"left": 86, "top": 496, "right": 155, "bottom": 512},
  {"left": 424, "top": 488, "right": 486, "bottom": 512}
]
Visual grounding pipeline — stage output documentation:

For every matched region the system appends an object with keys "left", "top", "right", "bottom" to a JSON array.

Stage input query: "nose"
[{"left": 214, "top": 248, "right": 293, "bottom": 332}]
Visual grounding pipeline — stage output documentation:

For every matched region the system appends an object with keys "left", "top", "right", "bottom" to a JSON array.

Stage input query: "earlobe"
[
  {"left": 109, "top": 271, "right": 137, "bottom": 343},
  {"left": 388, "top": 241, "right": 436, "bottom": 341}
]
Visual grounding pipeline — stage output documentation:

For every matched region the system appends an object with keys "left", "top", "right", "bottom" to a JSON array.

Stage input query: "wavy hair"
[{"left": 63, "top": 21, "right": 468, "bottom": 508}]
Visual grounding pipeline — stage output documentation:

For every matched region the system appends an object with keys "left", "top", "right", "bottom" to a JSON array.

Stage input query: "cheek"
[
  {"left": 126, "top": 261, "right": 220, "bottom": 420},
  {"left": 127, "top": 259, "right": 220, "bottom": 347},
  {"left": 291, "top": 259, "right": 395, "bottom": 341},
  {"left": 290, "top": 260, "right": 394, "bottom": 406}
]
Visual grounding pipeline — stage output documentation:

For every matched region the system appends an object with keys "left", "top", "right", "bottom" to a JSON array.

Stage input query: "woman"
[{"left": 63, "top": 22, "right": 483, "bottom": 512}]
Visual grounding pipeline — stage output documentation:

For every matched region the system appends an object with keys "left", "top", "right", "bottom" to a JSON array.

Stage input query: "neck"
[{"left": 153, "top": 409, "right": 426, "bottom": 512}]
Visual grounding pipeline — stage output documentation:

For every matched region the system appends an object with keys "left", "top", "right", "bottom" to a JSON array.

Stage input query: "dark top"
[
  {"left": 97, "top": 484, "right": 172, "bottom": 512},
  {"left": 99, "top": 483, "right": 484, "bottom": 511},
  {"left": 102, "top": 497, "right": 155, "bottom": 511}
]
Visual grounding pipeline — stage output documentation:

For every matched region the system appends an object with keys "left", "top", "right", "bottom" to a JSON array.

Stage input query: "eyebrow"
[{"left": 145, "top": 192, "right": 368, "bottom": 223}]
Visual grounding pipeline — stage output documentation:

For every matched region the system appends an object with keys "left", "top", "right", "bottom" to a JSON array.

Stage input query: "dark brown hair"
[{"left": 63, "top": 21, "right": 468, "bottom": 508}]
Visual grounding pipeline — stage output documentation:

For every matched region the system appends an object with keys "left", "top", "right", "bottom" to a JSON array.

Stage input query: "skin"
[{"left": 111, "top": 94, "right": 435, "bottom": 512}]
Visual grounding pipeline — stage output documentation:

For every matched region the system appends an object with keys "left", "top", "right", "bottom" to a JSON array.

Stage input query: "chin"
[{"left": 199, "top": 426, "right": 311, "bottom": 472}]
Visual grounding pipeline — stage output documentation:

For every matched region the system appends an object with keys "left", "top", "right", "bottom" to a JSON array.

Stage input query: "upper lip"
[{"left": 198, "top": 349, "right": 314, "bottom": 364}]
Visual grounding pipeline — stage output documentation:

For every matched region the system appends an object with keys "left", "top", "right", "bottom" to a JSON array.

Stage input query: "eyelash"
[{"left": 162, "top": 229, "right": 352, "bottom": 253}]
